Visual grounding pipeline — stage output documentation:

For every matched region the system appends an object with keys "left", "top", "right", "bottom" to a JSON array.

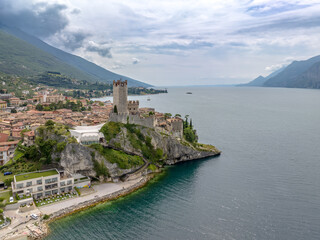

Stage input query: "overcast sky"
[{"left": 1, "top": 0, "right": 320, "bottom": 86}]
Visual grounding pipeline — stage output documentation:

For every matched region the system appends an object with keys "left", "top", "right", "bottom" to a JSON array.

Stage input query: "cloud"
[
  {"left": 132, "top": 58, "right": 140, "bottom": 64},
  {"left": 86, "top": 41, "right": 112, "bottom": 58},
  {"left": 265, "top": 57, "right": 295, "bottom": 71},
  {"left": 0, "top": 0, "right": 69, "bottom": 38},
  {"left": 111, "top": 61, "right": 125, "bottom": 70},
  {"left": 58, "top": 31, "right": 91, "bottom": 51}
]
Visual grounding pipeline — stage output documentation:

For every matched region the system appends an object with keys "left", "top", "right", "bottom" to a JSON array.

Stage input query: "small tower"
[{"left": 113, "top": 80, "right": 128, "bottom": 114}]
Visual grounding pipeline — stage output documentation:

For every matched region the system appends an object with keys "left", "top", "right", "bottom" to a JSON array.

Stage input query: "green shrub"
[
  {"left": 148, "top": 164, "right": 157, "bottom": 172},
  {"left": 56, "top": 142, "right": 67, "bottom": 152},
  {"left": 100, "top": 122, "right": 121, "bottom": 142},
  {"left": 43, "top": 214, "right": 50, "bottom": 220},
  {"left": 90, "top": 144, "right": 143, "bottom": 169}
]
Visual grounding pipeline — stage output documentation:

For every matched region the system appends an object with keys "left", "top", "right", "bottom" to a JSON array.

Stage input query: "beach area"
[{"left": 1, "top": 176, "right": 152, "bottom": 240}]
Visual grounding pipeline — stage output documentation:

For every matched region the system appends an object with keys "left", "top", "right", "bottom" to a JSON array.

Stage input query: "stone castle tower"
[{"left": 113, "top": 80, "right": 128, "bottom": 114}]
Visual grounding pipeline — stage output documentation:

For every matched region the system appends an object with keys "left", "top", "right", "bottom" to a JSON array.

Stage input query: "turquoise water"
[{"left": 47, "top": 87, "right": 320, "bottom": 239}]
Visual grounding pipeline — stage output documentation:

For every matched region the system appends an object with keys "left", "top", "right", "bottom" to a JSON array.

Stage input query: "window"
[
  {"left": 27, "top": 188, "right": 32, "bottom": 193},
  {"left": 37, "top": 179, "right": 42, "bottom": 185},
  {"left": 60, "top": 181, "right": 65, "bottom": 186},
  {"left": 45, "top": 191, "right": 51, "bottom": 196},
  {"left": 26, "top": 181, "right": 32, "bottom": 187},
  {"left": 60, "top": 188, "right": 65, "bottom": 193},
  {"left": 37, "top": 186, "right": 43, "bottom": 191},
  {"left": 45, "top": 179, "right": 51, "bottom": 184},
  {"left": 67, "top": 180, "right": 72, "bottom": 185},
  {"left": 52, "top": 177, "right": 58, "bottom": 182},
  {"left": 17, "top": 183, "right": 23, "bottom": 189}
]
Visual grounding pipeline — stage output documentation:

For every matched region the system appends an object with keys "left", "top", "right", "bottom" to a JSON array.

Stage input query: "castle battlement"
[
  {"left": 128, "top": 100, "right": 139, "bottom": 104},
  {"left": 113, "top": 80, "right": 127, "bottom": 87}
]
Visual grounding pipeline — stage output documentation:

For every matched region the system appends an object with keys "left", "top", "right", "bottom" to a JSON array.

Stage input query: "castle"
[{"left": 109, "top": 80, "right": 183, "bottom": 139}]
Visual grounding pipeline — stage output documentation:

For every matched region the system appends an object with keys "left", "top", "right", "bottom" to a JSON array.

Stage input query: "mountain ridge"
[
  {"left": 0, "top": 24, "right": 151, "bottom": 87},
  {"left": 240, "top": 55, "right": 320, "bottom": 89}
]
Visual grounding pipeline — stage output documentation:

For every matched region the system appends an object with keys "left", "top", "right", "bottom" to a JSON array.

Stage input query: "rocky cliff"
[
  {"left": 49, "top": 122, "right": 220, "bottom": 181},
  {"left": 107, "top": 123, "right": 221, "bottom": 165}
]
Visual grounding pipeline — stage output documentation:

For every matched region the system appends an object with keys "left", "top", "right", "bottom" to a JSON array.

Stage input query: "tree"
[
  {"left": 164, "top": 113, "right": 172, "bottom": 119},
  {"left": 11, "top": 108, "right": 17, "bottom": 113},
  {"left": 190, "top": 119, "right": 193, "bottom": 129},
  {"left": 184, "top": 115, "right": 189, "bottom": 128},
  {"left": 45, "top": 120, "right": 55, "bottom": 130},
  {"left": 174, "top": 114, "right": 181, "bottom": 118},
  {"left": 36, "top": 104, "right": 43, "bottom": 111}
]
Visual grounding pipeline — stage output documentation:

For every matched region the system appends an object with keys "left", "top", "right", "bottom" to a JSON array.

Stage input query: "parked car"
[
  {"left": 30, "top": 214, "right": 38, "bottom": 220},
  {"left": 4, "top": 185, "right": 8, "bottom": 189},
  {"left": 9, "top": 196, "right": 14, "bottom": 203},
  {"left": 4, "top": 172, "right": 12, "bottom": 176}
]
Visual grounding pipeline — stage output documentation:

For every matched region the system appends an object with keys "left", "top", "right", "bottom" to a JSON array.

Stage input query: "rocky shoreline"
[{"left": 2, "top": 150, "right": 220, "bottom": 240}]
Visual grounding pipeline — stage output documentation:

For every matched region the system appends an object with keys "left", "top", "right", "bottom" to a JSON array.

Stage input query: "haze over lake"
[{"left": 47, "top": 87, "right": 320, "bottom": 240}]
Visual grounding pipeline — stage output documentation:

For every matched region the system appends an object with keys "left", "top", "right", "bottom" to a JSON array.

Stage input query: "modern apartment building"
[{"left": 12, "top": 169, "right": 75, "bottom": 199}]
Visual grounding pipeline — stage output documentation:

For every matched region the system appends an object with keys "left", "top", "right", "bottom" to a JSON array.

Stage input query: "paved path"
[
  {"left": 0, "top": 178, "right": 143, "bottom": 239},
  {"left": 39, "top": 178, "right": 142, "bottom": 215}
]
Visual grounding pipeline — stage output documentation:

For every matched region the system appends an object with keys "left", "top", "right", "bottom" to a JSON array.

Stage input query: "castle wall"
[
  {"left": 128, "top": 100, "right": 139, "bottom": 115},
  {"left": 109, "top": 113, "right": 155, "bottom": 128},
  {"left": 171, "top": 121, "right": 183, "bottom": 139}
]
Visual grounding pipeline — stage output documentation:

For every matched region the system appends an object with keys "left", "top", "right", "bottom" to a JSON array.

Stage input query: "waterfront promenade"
[{"left": 1, "top": 177, "right": 144, "bottom": 239}]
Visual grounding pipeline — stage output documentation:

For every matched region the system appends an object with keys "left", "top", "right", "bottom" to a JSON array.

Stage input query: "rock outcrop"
[
  {"left": 50, "top": 123, "right": 220, "bottom": 181},
  {"left": 108, "top": 125, "right": 221, "bottom": 165},
  {"left": 58, "top": 143, "right": 138, "bottom": 179}
]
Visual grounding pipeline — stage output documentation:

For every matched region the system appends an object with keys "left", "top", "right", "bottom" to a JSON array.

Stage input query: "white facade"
[
  {"left": 70, "top": 124, "right": 104, "bottom": 145},
  {"left": 12, "top": 169, "right": 75, "bottom": 199}
]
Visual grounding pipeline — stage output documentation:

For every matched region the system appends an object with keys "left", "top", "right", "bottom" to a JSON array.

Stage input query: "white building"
[
  {"left": 11, "top": 169, "right": 91, "bottom": 200},
  {"left": 69, "top": 124, "right": 104, "bottom": 145}
]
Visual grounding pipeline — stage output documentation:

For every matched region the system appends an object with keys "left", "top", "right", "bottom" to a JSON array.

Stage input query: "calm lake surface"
[{"left": 46, "top": 87, "right": 320, "bottom": 240}]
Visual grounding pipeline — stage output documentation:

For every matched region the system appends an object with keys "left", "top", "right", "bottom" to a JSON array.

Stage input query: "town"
[{"left": 0, "top": 79, "right": 194, "bottom": 239}]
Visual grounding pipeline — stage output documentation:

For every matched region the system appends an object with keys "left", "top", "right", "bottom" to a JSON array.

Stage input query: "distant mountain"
[
  {"left": 239, "top": 75, "right": 266, "bottom": 87},
  {"left": 0, "top": 25, "right": 151, "bottom": 87},
  {"left": 240, "top": 55, "right": 320, "bottom": 89},
  {"left": 264, "top": 55, "right": 320, "bottom": 88},
  {"left": 239, "top": 67, "right": 286, "bottom": 87},
  {"left": 0, "top": 30, "right": 94, "bottom": 80}
]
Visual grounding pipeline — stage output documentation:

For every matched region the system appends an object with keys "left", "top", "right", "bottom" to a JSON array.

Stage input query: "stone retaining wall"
[{"left": 48, "top": 176, "right": 151, "bottom": 221}]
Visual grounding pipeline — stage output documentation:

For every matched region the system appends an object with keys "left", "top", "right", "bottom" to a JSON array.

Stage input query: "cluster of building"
[
  {"left": 0, "top": 89, "right": 89, "bottom": 113},
  {"left": 0, "top": 102, "right": 112, "bottom": 165}
]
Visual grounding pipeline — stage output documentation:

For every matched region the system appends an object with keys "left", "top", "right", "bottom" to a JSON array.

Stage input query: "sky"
[{"left": 1, "top": 0, "right": 320, "bottom": 86}]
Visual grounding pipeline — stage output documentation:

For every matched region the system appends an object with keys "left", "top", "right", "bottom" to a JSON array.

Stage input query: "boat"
[
  {"left": 147, "top": 97, "right": 151, "bottom": 101},
  {"left": 186, "top": 92, "right": 192, "bottom": 94}
]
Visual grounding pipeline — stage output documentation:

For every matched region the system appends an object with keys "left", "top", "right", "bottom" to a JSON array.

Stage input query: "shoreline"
[
  {"left": 2, "top": 174, "right": 155, "bottom": 240},
  {"left": 43, "top": 174, "right": 154, "bottom": 239},
  {"left": 2, "top": 154, "right": 220, "bottom": 240}
]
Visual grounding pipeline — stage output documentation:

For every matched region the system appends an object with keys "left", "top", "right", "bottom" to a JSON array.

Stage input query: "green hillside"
[
  {"left": 0, "top": 26, "right": 151, "bottom": 87},
  {"left": 0, "top": 30, "right": 97, "bottom": 81}
]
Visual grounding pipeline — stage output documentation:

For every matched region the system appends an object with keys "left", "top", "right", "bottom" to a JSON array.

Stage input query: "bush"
[
  {"left": 56, "top": 142, "right": 67, "bottom": 152},
  {"left": 90, "top": 144, "right": 144, "bottom": 169},
  {"left": 100, "top": 122, "right": 121, "bottom": 142},
  {"left": 43, "top": 214, "right": 50, "bottom": 220},
  {"left": 3, "top": 178, "right": 13, "bottom": 187}
]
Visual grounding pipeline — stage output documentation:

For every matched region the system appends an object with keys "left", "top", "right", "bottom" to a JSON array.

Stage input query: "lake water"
[{"left": 46, "top": 87, "right": 320, "bottom": 240}]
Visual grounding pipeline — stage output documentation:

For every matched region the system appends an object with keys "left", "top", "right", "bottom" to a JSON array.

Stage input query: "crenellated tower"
[{"left": 113, "top": 80, "right": 128, "bottom": 114}]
